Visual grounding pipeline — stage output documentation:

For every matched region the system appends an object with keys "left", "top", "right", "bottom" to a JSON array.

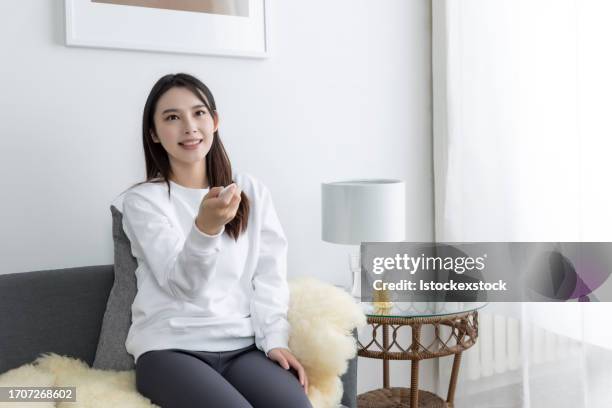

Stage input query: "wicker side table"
[{"left": 357, "top": 309, "right": 480, "bottom": 408}]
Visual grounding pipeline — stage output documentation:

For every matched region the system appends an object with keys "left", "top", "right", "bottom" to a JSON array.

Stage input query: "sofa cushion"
[{"left": 92, "top": 205, "right": 138, "bottom": 370}]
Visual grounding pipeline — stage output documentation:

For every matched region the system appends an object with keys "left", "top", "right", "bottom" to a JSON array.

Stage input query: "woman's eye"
[
  {"left": 195, "top": 110, "right": 207, "bottom": 116},
  {"left": 165, "top": 114, "right": 179, "bottom": 121}
]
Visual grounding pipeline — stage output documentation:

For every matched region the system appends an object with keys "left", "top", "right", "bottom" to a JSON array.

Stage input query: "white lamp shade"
[{"left": 321, "top": 179, "right": 406, "bottom": 245}]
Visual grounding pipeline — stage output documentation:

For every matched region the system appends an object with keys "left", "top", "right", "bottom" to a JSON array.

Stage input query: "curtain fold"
[{"left": 432, "top": 0, "right": 612, "bottom": 406}]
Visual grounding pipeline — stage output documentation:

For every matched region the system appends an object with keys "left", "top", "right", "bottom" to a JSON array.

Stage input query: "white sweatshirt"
[{"left": 113, "top": 172, "right": 290, "bottom": 364}]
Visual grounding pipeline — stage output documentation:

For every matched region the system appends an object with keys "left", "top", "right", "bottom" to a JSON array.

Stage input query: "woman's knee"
[
  {"left": 264, "top": 381, "right": 313, "bottom": 408},
  {"left": 222, "top": 351, "right": 313, "bottom": 408},
  {"left": 276, "top": 388, "right": 313, "bottom": 408}
]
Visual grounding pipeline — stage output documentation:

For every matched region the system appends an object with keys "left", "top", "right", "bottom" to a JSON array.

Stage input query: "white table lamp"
[{"left": 321, "top": 179, "right": 406, "bottom": 298}]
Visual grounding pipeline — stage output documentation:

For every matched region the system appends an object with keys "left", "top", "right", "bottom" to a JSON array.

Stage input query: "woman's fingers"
[
  {"left": 296, "top": 364, "right": 305, "bottom": 388},
  {"left": 216, "top": 187, "right": 241, "bottom": 222},
  {"left": 285, "top": 352, "right": 308, "bottom": 391},
  {"left": 278, "top": 353, "right": 290, "bottom": 370},
  {"left": 228, "top": 188, "right": 241, "bottom": 211},
  {"left": 232, "top": 187, "right": 242, "bottom": 203},
  {"left": 225, "top": 188, "right": 241, "bottom": 217},
  {"left": 204, "top": 186, "right": 224, "bottom": 200},
  {"left": 268, "top": 349, "right": 309, "bottom": 394},
  {"left": 197, "top": 185, "right": 242, "bottom": 233}
]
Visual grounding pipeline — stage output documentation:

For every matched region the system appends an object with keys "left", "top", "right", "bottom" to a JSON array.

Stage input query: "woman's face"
[{"left": 151, "top": 86, "right": 218, "bottom": 168}]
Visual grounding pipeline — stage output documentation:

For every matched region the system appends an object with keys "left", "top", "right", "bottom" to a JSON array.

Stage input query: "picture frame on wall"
[{"left": 64, "top": 0, "right": 270, "bottom": 58}]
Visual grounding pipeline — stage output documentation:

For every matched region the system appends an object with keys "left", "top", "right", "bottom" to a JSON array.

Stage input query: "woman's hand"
[
  {"left": 267, "top": 348, "right": 309, "bottom": 394},
  {"left": 195, "top": 184, "right": 241, "bottom": 235}
]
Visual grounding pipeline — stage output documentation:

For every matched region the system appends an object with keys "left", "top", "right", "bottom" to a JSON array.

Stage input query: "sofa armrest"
[
  {"left": 0, "top": 265, "right": 114, "bottom": 374},
  {"left": 339, "top": 328, "right": 358, "bottom": 408}
]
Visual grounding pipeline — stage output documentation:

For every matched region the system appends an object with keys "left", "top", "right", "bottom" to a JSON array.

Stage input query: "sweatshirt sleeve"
[
  {"left": 249, "top": 184, "right": 291, "bottom": 357},
  {"left": 122, "top": 191, "right": 224, "bottom": 302}
]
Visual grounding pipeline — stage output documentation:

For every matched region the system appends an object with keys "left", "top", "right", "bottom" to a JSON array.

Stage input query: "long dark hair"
[{"left": 128, "top": 73, "right": 249, "bottom": 241}]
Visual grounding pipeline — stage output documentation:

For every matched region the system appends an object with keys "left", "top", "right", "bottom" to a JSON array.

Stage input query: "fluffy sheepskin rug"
[
  {"left": 288, "top": 276, "right": 366, "bottom": 408},
  {"left": 0, "top": 277, "right": 365, "bottom": 408},
  {"left": 0, "top": 362, "right": 56, "bottom": 408},
  {"left": 0, "top": 353, "right": 157, "bottom": 408}
]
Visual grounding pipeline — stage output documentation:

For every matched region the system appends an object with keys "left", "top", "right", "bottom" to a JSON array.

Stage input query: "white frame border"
[{"left": 64, "top": 0, "right": 271, "bottom": 59}]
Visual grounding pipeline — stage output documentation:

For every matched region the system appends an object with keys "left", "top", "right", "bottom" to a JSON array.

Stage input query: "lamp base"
[{"left": 348, "top": 251, "right": 361, "bottom": 300}]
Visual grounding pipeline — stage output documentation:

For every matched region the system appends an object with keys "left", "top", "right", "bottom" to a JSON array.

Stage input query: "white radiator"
[{"left": 437, "top": 311, "right": 584, "bottom": 396}]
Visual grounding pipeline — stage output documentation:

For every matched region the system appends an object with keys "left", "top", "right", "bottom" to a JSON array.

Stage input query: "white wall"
[{"left": 0, "top": 0, "right": 433, "bottom": 394}]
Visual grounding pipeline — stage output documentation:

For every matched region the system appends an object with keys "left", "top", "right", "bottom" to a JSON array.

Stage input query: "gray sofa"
[{"left": 0, "top": 265, "right": 358, "bottom": 408}]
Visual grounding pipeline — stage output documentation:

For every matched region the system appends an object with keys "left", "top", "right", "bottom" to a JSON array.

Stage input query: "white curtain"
[{"left": 432, "top": 0, "right": 612, "bottom": 407}]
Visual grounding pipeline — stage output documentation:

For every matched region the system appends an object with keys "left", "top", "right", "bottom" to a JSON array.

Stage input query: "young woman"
[{"left": 120, "top": 73, "right": 311, "bottom": 408}]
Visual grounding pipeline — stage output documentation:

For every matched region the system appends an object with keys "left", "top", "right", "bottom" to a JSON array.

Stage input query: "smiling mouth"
[{"left": 179, "top": 140, "right": 203, "bottom": 146}]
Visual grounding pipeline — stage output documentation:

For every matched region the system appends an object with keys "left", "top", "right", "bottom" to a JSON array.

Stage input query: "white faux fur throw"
[
  {"left": 0, "top": 277, "right": 365, "bottom": 408},
  {"left": 287, "top": 277, "right": 366, "bottom": 407}
]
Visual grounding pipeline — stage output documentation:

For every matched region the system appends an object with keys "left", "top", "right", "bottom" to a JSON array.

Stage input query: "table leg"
[
  {"left": 410, "top": 359, "right": 420, "bottom": 407},
  {"left": 411, "top": 324, "right": 421, "bottom": 408},
  {"left": 446, "top": 351, "right": 463, "bottom": 406},
  {"left": 383, "top": 323, "right": 389, "bottom": 388}
]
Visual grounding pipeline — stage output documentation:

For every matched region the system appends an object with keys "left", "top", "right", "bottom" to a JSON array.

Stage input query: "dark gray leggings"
[{"left": 135, "top": 343, "right": 313, "bottom": 408}]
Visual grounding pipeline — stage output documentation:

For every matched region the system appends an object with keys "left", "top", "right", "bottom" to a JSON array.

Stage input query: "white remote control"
[{"left": 218, "top": 184, "right": 235, "bottom": 202}]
